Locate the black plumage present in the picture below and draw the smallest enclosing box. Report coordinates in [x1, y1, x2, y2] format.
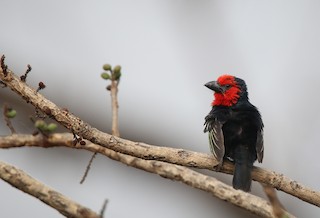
[204, 75, 264, 192]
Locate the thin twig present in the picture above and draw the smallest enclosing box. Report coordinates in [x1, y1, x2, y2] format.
[99, 199, 108, 218]
[20, 64, 32, 82]
[81, 68, 120, 183]
[3, 103, 16, 134]
[263, 184, 288, 218]
[110, 79, 120, 137]
[80, 152, 97, 184]
[0, 160, 101, 218]
[36, 81, 46, 92]
[1, 55, 8, 76]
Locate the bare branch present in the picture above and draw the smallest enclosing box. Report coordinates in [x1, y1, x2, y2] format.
[110, 79, 120, 137]
[99, 199, 108, 218]
[0, 160, 101, 218]
[81, 64, 121, 183]
[0, 134, 295, 218]
[80, 151, 97, 184]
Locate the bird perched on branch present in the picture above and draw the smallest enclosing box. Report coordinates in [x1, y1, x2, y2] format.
[204, 75, 264, 192]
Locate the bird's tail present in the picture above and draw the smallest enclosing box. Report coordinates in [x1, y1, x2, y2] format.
[232, 146, 254, 192]
[233, 161, 253, 192]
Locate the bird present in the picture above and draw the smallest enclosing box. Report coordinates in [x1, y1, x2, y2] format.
[203, 75, 264, 192]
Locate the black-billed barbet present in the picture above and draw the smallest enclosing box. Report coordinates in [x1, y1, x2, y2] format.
[204, 75, 264, 192]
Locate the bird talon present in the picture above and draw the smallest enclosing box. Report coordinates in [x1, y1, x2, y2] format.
[213, 162, 222, 171]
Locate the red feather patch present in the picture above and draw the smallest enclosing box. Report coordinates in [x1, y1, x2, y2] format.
[217, 75, 237, 86]
[212, 75, 241, 107]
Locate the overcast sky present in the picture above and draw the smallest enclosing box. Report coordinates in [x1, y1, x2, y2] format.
[1, 1, 320, 217]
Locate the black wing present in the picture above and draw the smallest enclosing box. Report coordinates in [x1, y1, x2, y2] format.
[256, 128, 264, 163]
[204, 116, 225, 164]
[244, 104, 264, 163]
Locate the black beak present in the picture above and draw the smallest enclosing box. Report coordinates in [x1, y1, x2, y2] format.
[204, 81, 223, 93]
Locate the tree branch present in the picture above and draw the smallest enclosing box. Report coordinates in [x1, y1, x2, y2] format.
[263, 184, 287, 218]
[0, 58, 318, 213]
[1, 67, 319, 208]
[110, 79, 120, 137]
[0, 160, 101, 218]
[0, 134, 295, 218]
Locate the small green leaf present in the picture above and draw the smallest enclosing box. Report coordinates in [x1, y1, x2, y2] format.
[46, 123, 57, 132]
[35, 120, 47, 130]
[6, 109, 17, 118]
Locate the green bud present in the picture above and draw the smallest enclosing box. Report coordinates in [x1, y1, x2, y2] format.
[6, 109, 17, 118]
[113, 71, 121, 80]
[46, 123, 57, 132]
[35, 120, 47, 130]
[102, 64, 112, 71]
[101, 72, 110, 80]
[113, 65, 121, 74]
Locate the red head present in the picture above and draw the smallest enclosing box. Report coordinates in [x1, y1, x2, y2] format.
[205, 75, 247, 107]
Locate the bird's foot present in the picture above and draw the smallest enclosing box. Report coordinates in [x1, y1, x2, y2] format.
[213, 162, 223, 171]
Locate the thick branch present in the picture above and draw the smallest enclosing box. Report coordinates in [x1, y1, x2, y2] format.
[0, 134, 295, 218]
[1, 64, 319, 208]
[0, 160, 100, 218]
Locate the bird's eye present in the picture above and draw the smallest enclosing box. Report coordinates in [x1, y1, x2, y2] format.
[225, 84, 231, 89]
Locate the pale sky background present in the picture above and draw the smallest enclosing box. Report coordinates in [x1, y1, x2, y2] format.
[1, 1, 320, 217]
